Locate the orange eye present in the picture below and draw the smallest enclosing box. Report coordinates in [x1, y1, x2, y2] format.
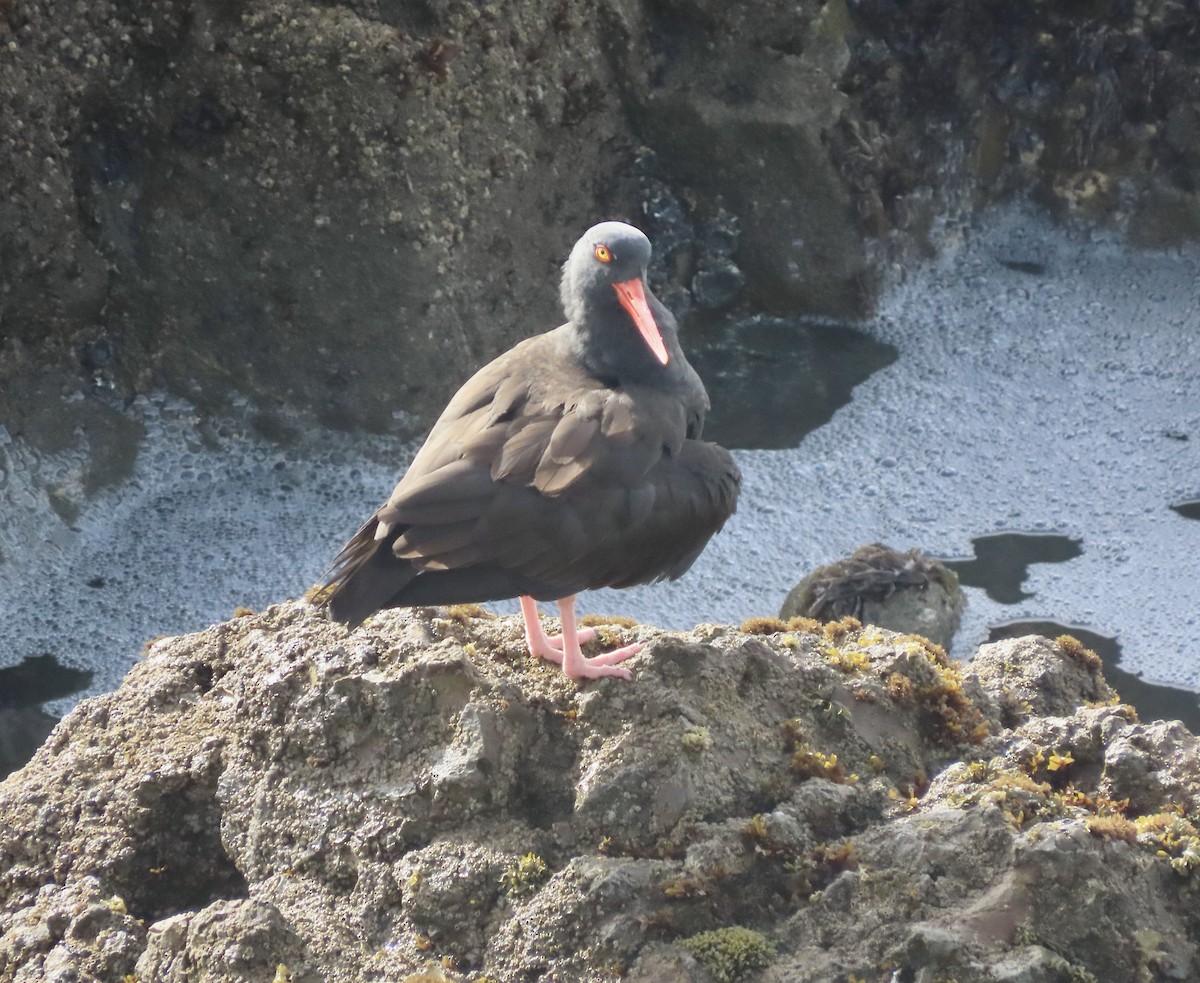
[594, 244, 612, 263]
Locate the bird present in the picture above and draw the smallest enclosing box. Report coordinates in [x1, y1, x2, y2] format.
[321, 220, 740, 681]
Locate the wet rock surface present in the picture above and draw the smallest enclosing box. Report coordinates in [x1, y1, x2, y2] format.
[3, 603, 1199, 981]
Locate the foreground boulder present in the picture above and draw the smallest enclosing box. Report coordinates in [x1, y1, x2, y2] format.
[1, 604, 1198, 982]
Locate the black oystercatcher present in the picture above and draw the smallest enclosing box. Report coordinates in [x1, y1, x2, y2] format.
[322, 221, 740, 680]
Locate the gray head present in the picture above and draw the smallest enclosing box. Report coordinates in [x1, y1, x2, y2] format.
[560, 221, 669, 370]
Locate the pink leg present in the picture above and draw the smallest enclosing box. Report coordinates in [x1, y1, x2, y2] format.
[519, 595, 641, 681]
[520, 595, 596, 657]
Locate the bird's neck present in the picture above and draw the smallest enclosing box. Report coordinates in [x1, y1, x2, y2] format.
[574, 324, 677, 387]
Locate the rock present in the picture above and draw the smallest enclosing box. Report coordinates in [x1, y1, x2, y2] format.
[135, 899, 317, 983]
[970, 634, 1113, 724]
[630, 38, 868, 316]
[8, 0, 1198, 441]
[780, 543, 966, 649]
[691, 256, 746, 311]
[0, 877, 145, 982]
[2, 604, 1198, 980]
[2, 0, 641, 433]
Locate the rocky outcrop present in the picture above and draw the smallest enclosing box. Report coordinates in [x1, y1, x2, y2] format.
[779, 543, 965, 649]
[5, 0, 1199, 437]
[2, 0, 641, 433]
[2, 603, 1198, 981]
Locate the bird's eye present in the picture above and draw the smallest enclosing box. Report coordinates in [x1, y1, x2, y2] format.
[594, 244, 612, 263]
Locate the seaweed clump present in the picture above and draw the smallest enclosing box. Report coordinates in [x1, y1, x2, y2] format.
[677, 926, 776, 982]
[782, 543, 959, 621]
[500, 853, 548, 897]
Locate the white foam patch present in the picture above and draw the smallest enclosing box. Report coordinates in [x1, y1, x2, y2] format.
[0, 394, 407, 714]
[2, 206, 1198, 714]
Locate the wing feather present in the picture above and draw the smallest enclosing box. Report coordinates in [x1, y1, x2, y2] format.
[326, 328, 735, 608]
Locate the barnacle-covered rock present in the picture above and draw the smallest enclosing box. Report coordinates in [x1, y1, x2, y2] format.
[1, 603, 1198, 981]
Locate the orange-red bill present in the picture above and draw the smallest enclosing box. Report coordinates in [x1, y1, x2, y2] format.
[612, 278, 669, 365]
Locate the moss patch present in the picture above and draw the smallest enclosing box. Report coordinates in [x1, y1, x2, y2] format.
[677, 926, 776, 982]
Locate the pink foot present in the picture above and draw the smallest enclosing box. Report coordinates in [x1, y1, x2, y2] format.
[519, 596, 639, 681]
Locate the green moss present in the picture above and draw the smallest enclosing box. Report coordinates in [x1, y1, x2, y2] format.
[790, 742, 854, 783]
[678, 926, 776, 982]
[681, 726, 713, 754]
[500, 852, 548, 897]
[1135, 813, 1200, 876]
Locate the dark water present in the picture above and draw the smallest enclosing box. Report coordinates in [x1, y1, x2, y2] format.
[944, 533, 1200, 730]
[688, 315, 898, 450]
[941, 533, 1083, 605]
[0, 655, 93, 778]
[988, 620, 1200, 733]
[1171, 500, 1200, 521]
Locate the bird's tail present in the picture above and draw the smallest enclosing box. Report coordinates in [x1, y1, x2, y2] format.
[320, 516, 418, 629]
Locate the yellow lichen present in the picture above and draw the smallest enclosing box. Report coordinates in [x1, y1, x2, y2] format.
[822, 616, 862, 642]
[886, 672, 913, 702]
[304, 582, 335, 605]
[823, 646, 871, 673]
[1046, 751, 1075, 772]
[888, 787, 920, 812]
[1085, 814, 1138, 843]
[1021, 749, 1046, 775]
[662, 869, 724, 899]
[1135, 814, 1200, 876]
[910, 657, 988, 744]
[445, 603, 490, 622]
[782, 718, 806, 745]
[743, 813, 770, 843]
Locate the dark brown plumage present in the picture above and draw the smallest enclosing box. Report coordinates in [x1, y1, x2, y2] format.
[323, 221, 740, 679]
